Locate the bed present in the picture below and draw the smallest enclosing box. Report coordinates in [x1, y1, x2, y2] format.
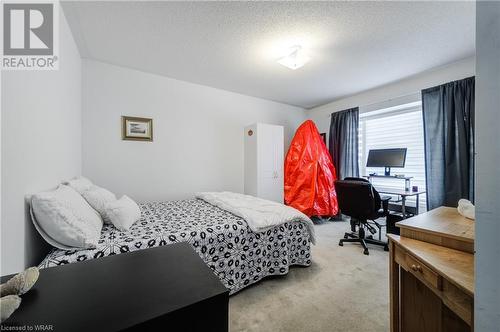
[39, 198, 313, 294]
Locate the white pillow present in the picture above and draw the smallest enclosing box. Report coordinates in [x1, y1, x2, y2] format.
[105, 195, 141, 231]
[64, 176, 118, 223]
[31, 185, 103, 249]
[63, 176, 93, 194]
[82, 187, 116, 223]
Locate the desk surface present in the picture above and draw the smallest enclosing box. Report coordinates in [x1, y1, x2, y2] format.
[366, 174, 413, 180]
[376, 186, 426, 197]
[396, 206, 474, 243]
[388, 234, 474, 297]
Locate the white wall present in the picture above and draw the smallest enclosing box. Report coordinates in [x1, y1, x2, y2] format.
[307, 57, 475, 135]
[475, 2, 500, 330]
[82, 60, 306, 202]
[1, 11, 82, 275]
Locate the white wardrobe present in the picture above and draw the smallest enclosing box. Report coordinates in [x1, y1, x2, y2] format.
[244, 123, 284, 203]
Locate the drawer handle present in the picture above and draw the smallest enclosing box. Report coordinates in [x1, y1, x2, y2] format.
[411, 264, 423, 273]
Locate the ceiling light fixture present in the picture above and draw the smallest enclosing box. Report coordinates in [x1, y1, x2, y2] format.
[277, 45, 310, 70]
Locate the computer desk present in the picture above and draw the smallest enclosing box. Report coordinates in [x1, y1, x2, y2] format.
[375, 186, 426, 218]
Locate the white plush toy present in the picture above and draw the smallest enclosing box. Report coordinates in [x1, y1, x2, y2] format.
[0, 267, 39, 323]
[457, 199, 475, 220]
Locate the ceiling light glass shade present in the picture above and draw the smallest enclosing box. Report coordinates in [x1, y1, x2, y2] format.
[277, 46, 310, 70]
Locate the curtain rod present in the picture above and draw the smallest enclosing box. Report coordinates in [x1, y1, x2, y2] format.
[322, 92, 421, 118]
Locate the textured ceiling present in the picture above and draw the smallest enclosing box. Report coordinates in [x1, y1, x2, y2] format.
[62, 1, 475, 108]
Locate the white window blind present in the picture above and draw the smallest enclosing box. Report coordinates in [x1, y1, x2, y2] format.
[358, 102, 427, 212]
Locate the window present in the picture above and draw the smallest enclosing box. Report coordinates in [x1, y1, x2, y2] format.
[358, 102, 427, 212]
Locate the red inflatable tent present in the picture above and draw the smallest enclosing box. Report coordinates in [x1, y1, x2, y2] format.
[284, 120, 339, 217]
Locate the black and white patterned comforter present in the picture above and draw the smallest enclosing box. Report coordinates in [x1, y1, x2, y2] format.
[39, 199, 312, 294]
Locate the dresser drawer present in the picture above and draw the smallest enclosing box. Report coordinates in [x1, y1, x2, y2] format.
[404, 252, 442, 290]
[394, 244, 442, 291]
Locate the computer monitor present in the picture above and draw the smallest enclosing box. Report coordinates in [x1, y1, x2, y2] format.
[366, 148, 407, 176]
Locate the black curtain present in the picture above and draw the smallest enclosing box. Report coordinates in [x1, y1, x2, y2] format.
[422, 77, 475, 210]
[329, 107, 359, 180]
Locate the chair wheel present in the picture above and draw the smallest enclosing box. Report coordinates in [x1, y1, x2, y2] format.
[363, 249, 369, 255]
[384, 245, 389, 252]
[339, 241, 343, 246]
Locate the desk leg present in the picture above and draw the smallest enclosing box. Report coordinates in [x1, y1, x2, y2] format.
[389, 240, 400, 332]
[416, 194, 420, 215]
[401, 196, 406, 218]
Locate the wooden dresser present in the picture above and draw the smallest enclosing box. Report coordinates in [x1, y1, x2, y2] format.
[388, 206, 474, 332]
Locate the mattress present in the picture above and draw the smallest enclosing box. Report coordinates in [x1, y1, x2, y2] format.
[39, 199, 312, 294]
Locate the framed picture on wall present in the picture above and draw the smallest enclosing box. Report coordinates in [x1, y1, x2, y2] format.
[122, 116, 153, 141]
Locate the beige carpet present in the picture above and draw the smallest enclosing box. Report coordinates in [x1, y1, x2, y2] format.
[229, 221, 389, 332]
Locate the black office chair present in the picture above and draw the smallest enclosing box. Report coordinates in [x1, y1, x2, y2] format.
[335, 177, 390, 255]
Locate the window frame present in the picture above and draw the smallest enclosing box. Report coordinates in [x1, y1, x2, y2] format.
[358, 101, 427, 212]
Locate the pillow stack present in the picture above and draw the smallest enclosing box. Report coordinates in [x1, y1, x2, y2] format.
[64, 177, 116, 224]
[31, 176, 141, 250]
